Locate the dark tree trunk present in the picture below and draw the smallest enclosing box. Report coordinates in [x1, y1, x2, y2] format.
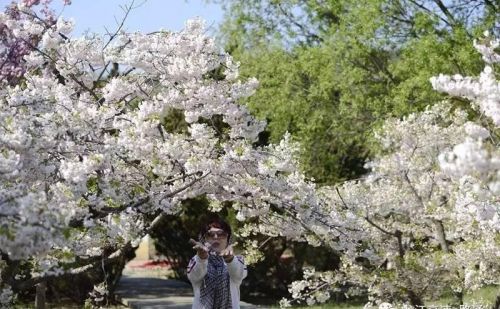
[35, 281, 47, 309]
[450, 290, 463, 307]
[406, 289, 424, 307]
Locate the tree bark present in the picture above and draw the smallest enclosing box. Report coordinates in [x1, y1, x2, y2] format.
[491, 293, 500, 309]
[35, 281, 47, 309]
[433, 219, 449, 253]
[450, 290, 463, 307]
[406, 288, 425, 307]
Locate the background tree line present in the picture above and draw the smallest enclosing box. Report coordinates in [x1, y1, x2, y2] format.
[212, 0, 497, 184]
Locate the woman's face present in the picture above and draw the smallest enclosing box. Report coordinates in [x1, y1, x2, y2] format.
[205, 227, 228, 254]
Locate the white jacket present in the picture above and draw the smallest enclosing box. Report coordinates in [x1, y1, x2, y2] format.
[187, 254, 247, 309]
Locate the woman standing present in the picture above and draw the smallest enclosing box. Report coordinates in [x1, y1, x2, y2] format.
[187, 217, 247, 309]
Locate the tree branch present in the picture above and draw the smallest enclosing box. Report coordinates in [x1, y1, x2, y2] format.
[11, 243, 133, 291]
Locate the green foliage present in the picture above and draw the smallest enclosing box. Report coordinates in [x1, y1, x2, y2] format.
[211, 0, 496, 184]
[234, 46, 370, 183]
[86, 177, 100, 195]
[0, 225, 15, 241]
[162, 108, 189, 134]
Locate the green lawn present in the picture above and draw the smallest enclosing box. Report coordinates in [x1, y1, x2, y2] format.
[270, 285, 499, 308]
[427, 285, 498, 307]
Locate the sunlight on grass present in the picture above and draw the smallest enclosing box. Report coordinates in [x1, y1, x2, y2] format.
[270, 285, 499, 309]
[427, 285, 499, 307]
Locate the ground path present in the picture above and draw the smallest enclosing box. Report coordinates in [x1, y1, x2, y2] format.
[115, 261, 261, 309]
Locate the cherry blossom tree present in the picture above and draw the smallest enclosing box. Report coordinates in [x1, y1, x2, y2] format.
[0, 2, 352, 306]
[1, 1, 498, 307]
[277, 36, 499, 307]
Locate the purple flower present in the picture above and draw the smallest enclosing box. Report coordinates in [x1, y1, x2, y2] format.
[0, 0, 70, 85]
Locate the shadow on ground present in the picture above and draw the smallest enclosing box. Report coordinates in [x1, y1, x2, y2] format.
[115, 274, 261, 308]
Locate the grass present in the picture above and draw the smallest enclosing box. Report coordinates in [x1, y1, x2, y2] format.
[427, 285, 499, 307]
[269, 285, 499, 308]
[282, 304, 363, 309]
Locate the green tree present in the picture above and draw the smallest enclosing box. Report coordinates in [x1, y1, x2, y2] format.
[211, 0, 498, 184]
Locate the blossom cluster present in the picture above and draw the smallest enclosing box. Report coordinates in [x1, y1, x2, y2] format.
[430, 34, 500, 126]
[0, 1, 70, 85]
[280, 36, 500, 307]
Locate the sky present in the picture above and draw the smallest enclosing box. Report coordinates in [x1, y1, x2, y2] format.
[0, 0, 225, 36]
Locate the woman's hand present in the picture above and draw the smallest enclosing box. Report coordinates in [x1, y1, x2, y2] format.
[220, 245, 234, 263]
[220, 242, 238, 263]
[189, 238, 209, 260]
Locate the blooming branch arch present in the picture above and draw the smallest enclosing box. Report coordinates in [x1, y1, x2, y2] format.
[0, 2, 350, 305]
